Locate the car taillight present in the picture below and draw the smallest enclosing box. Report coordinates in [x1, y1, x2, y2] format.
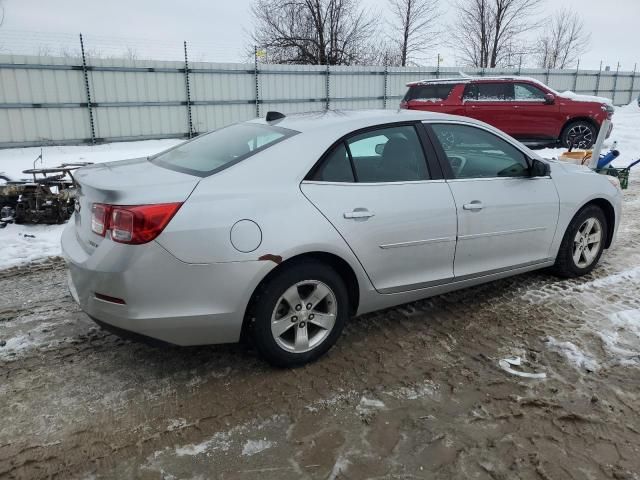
[91, 202, 182, 244]
[91, 203, 110, 236]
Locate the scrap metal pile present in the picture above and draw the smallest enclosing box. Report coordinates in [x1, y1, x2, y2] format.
[0, 160, 92, 228]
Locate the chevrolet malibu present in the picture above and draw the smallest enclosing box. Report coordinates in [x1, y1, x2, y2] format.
[62, 110, 622, 367]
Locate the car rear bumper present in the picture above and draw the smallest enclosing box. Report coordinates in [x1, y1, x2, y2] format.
[62, 222, 271, 345]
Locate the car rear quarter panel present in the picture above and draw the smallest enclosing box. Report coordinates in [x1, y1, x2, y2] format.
[154, 135, 377, 312]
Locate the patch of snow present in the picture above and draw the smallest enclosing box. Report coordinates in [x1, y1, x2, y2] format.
[328, 455, 350, 480]
[241, 438, 273, 456]
[166, 418, 188, 432]
[386, 380, 440, 401]
[0, 321, 61, 359]
[557, 90, 613, 105]
[545, 336, 599, 372]
[576, 266, 640, 291]
[174, 431, 232, 457]
[597, 309, 640, 367]
[164, 414, 284, 459]
[305, 389, 359, 412]
[0, 224, 67, 270]
[356, 396, 385, 415]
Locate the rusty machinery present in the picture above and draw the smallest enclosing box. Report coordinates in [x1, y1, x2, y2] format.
[0, 162, 92, 228]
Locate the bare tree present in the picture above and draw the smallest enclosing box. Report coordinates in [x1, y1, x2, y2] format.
[452, 0, 542, 68]
[387, 0, 441, 67]
[250, 0, 377, 65]
[536, 9, 590, 69]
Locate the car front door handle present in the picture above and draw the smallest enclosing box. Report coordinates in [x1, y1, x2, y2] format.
[463, 201, 484, 211]
[344, 209, 375, 219]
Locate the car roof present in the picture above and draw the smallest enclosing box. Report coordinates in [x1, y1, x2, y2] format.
[248, 109, 469, 133]
[407, 75, 549, 87]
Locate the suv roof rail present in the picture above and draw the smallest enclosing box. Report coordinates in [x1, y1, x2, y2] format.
[406, 75, 547, 87]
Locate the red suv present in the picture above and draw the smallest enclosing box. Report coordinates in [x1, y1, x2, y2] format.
[400, 76, 614, 148]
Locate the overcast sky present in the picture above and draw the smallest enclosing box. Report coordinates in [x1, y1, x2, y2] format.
[1, 0, 638, 70]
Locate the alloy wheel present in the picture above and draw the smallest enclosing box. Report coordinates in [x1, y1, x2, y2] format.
[567, 125, 594, 149]
[270, 280, 338, 353]
[572, 217, 602, 268]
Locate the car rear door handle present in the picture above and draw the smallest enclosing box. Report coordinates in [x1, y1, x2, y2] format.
[463, 201, 484, 211]
[344, 209, 375, 219]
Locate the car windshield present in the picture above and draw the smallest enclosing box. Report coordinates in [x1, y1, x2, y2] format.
[150, 123, 298, 176]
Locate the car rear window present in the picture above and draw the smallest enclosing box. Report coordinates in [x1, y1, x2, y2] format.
[404, 84, 455, 102]
[150, 123, 298, 177]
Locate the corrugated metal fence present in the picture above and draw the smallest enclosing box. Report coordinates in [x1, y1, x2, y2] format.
[1, 54, 638, 148]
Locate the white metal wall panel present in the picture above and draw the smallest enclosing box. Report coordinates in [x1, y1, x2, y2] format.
[1, 55, 638, 147]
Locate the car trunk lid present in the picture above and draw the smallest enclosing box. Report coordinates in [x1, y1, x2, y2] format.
[72, 158, 200, 251]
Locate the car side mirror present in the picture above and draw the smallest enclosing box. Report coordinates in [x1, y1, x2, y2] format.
[529, 159, 550, 177]
[544, 93, 555, 105]
[374, 143, 385, 155]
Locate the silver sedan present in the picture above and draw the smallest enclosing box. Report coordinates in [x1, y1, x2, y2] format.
[62, 110, 622, 366]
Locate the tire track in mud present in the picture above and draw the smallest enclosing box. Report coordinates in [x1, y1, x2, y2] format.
[1, 181, 640, 479]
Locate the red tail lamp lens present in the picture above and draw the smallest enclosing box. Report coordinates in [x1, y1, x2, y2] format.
[91, 203, 110, 236]
[110, 203, 182, 244]
[91, 202, 182, 244]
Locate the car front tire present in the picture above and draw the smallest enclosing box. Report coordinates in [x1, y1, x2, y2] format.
[552, 205, 607, 278]
[561, 120, 597, 149]
[250, 260, 349, 367]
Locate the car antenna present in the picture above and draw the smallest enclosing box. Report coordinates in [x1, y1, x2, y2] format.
[266, 111, 286, 122]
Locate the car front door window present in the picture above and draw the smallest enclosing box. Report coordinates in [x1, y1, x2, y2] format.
[430, 124, 530, 179]
[514, 83, 546, 101]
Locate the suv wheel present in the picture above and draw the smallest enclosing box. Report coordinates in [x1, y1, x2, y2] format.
[552, 205, 607, 278]
[561, 121, 597, 149]
[250, 261, 348, 367]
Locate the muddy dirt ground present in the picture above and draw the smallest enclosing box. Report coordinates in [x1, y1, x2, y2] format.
[2, 178, 640, 480]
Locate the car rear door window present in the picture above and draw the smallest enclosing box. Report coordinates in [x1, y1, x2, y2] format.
[464, 82, 514, 101]
[311, 125, 430, 183]
[312, 143, 355, 182]
[404, 84, 455, 102]
[431, 124, 529, 178]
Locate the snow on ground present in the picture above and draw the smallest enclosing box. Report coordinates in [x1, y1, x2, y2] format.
[0, 224, 67, 269]
[544, 336, 600, 372]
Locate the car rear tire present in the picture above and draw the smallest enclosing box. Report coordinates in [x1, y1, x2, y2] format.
[552, 205, 607, 278]
[560, 120, 597, 149]
[250, 260, 348, 367]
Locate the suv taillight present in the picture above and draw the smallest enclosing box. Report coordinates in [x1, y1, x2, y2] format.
[91, 202, 182, 244]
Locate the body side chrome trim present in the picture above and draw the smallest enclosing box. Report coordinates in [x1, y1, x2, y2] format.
[379, 236, 456, 249]
[458, 226, 547, 240]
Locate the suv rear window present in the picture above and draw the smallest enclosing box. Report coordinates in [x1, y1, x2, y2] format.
[404, 84, 455, 102]
[151, 123, 297, 176]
